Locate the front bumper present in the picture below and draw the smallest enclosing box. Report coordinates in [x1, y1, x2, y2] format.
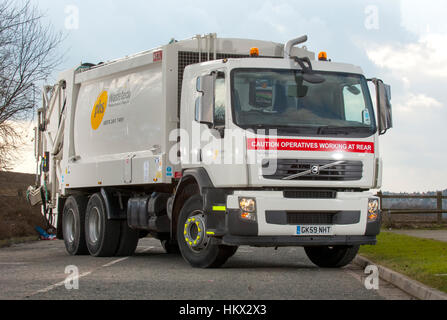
[204, 189, 381, 247]
[222, 235, 377, 247]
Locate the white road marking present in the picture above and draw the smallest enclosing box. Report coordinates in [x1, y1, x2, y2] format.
[102, 257, 128, 268]
[0, 262, 27, 265]
[237, 249, 253, 253]
[32, 271, 92, 295]
[137, 246, 155, 251]
[30, 246, 154, 297]
[102, 246, 154, 267]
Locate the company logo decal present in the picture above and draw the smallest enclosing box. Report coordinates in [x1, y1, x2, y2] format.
[91, 91, 108, 130]
[109, 89, 131, 107]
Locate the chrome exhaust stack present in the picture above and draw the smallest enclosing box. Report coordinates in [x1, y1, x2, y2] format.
[284, 35, 308, 59]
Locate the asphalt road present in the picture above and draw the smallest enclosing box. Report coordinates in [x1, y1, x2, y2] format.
[0, 238, 413, 300]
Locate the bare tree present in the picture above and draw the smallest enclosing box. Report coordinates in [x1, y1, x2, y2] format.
[0, 0, 63, 170]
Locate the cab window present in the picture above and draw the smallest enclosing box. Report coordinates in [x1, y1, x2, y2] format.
[214, 74, 226, 127]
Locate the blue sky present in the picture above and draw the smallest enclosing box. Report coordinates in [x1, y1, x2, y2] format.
[13, 0, 447, 192]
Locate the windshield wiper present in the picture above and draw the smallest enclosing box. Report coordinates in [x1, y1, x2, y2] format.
[316, 126, 371, 135]
[248, 124, 302, 133]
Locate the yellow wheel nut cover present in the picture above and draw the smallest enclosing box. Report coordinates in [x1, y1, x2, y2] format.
[184, 214, 207, 249]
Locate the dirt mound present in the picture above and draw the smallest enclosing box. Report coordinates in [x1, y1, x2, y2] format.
[0, 171, 46, 240]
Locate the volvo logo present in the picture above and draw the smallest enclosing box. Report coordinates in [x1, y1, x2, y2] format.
[282, 160, 346, 181]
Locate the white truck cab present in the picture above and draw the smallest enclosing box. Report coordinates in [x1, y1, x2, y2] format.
[29, 34, 392, 268]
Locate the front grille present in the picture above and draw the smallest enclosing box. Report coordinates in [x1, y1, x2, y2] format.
[265, 210, 361, 226]
[283, 190, 336, 199]
[286, 212, 335, 225]
[262, 159, 363, 181]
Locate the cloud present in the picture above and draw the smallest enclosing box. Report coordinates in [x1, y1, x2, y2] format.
[246, 1, 328, 39]
[366, 33, 447, 79]
[396, 93, 443, 113]
[378, 91, 447, 192]
[400, 0, 447, 35]
[361, 5, 447, 190]
[364, 29, 447, 191]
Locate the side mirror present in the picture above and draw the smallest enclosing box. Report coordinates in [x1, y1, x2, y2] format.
[371, 78, 393, 135]
[195, 74, 215, 126]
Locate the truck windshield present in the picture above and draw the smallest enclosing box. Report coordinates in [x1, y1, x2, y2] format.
[230, 69, 376, 136]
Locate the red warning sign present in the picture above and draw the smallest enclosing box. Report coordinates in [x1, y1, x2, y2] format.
[247, 138, 374, 154]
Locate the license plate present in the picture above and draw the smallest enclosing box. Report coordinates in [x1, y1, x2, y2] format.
[297, 225, 333, 236]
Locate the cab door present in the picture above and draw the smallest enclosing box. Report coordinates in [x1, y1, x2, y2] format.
[185, 70, 248, 188]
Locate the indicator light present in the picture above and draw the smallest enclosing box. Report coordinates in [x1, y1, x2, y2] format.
[241, 211, 256, 222]
[368, 199, 379, 222]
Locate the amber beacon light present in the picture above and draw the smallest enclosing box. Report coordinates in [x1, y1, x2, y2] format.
[250, 47, 260, 57]
[318, 51, 328, 61]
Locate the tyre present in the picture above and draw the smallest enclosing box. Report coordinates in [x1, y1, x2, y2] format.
[62, 195, 89, 255]
[85, 193, 121, 257]
[177, 194, 236, 268]
[161, 239, 180, 254]
[304, 245, 360, 268]
[115, 221, 139, 257]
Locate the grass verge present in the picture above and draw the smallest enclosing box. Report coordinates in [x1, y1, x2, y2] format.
[0, 236, 39, 248]
[359, 232, 447, 293]
[384, 223, 447, 230]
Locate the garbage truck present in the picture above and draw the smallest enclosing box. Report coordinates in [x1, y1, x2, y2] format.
[28, 33, 393, 268]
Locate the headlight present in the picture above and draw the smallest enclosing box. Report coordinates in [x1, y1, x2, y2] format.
[239, 198, 256, 212]
[239, 197, 257, 222]
[368, 199, 379, 222]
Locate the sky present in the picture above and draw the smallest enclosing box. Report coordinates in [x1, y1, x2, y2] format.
[11, 0, 447, 193]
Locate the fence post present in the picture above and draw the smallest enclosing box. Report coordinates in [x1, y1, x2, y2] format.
[437, 191, 442, 224]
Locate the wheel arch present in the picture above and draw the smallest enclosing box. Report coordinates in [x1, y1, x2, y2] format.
[170, 168, 214, 239]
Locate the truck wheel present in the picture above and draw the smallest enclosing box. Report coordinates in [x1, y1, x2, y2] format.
[62, 195, 89, 255]
[304, 245, 360, 268]
[161, 239, 180, 254]
[177, 194, 235, 268]
[85, 193, 121, 257]
[115, 221, 139, 256]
